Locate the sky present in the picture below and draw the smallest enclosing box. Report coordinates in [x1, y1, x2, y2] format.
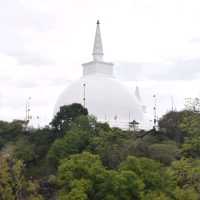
[1, 0, 200, 126]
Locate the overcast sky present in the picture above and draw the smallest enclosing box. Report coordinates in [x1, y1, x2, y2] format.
[1, 0, 200, 126]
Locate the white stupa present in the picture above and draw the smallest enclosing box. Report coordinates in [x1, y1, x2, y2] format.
[54, 21, 144, 128]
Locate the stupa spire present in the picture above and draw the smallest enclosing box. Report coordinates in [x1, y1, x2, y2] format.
[82, 20, 113, 77]
[93, 20, 104, 61]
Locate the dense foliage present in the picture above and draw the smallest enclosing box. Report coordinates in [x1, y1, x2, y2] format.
[1, 104, 200, 199]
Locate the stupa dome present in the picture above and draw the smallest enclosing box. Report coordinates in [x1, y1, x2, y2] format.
[54, 21, 144, 128]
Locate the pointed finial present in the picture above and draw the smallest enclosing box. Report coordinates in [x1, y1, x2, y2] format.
[93, 20, 103, 61]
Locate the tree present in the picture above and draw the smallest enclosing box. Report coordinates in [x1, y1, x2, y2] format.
[89, 129, 135, 168]
[59, 180, 89, 200]
[148, 142, 180, 165]
[48, 129, 90, 166]
[105, 170, 144, 200]
[57, 152, 144, 200]
[119, 156, 175, 196]
[168, 158, 200, 195]
[174, 187, 198, 200]
[184, 97, 200, 113]
[57, 152, 106, 199]
[158, 111, 184, 144]
[27, 127, 55, 160]
[182, 136, 200, 158]
[142, 191, 171, 200]
[0, 120, 25, 148]
[179, 110, 200, 138]
[14, 137, 36, 164]
[0, 155, 43, 200]
[48, 115, 112, 170]
[51, 103, 88, 134]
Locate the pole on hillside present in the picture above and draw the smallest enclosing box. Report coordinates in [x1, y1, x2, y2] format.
[83, 83, 86, 108]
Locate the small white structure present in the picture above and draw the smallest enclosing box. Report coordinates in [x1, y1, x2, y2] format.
[54, 21, 144, 128]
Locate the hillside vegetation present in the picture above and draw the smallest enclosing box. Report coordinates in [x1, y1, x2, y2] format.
[1, 103, 200, 200]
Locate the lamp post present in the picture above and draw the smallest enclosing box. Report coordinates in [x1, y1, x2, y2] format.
[83, 83, 86, 108]
[25, 97, 31, 122]
[153, 94, 157, 130]
[36, 116, 40, 129]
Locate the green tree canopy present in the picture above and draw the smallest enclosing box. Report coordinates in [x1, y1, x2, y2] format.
[119, 156, 175, 194]
[0, 155, 43, 200]
[51, 103, 88, 134]
[57, 152, 144, 200]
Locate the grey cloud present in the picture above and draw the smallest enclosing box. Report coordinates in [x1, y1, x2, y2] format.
[189, 38, 200, 43]
[115, 62, 143, 81]
[0, 78, 38, 89]
[1, 95, 25, 109]
[14, 80, 38, 88]
[47, 78, 72, 86]
[153, 59, 200, 80]
[116, 58, 200, 81]
[0, 0, 55, 66]
[12, 76, 71, 89]
[7, 51, 54, 66]
[0, 33, 54, 66]
[0, 0, 55, 31]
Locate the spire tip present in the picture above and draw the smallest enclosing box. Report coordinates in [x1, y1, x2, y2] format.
[93, 20, 103, 61]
